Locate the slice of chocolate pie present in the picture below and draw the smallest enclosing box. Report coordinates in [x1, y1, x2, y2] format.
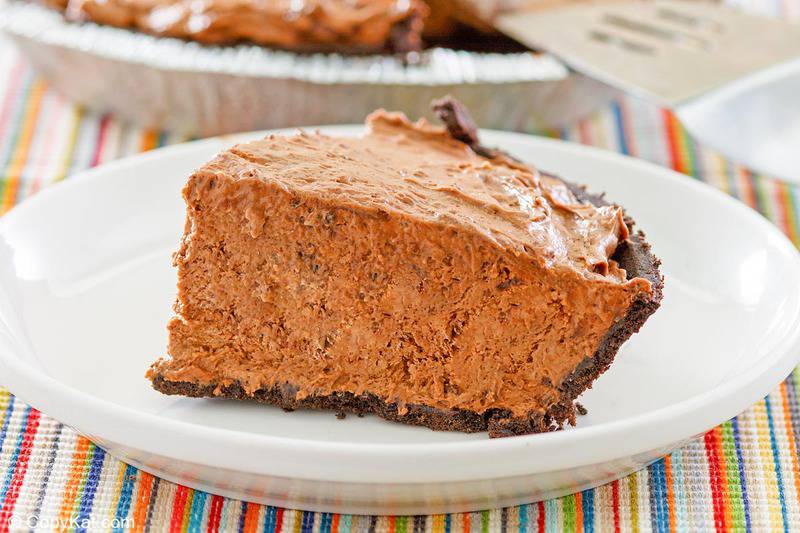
[147, 98, 663, 437]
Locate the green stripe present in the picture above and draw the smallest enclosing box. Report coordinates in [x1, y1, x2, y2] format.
[752, 172, 774, 219]
[481, 510, 489, 533]
[562, 494, 576, 532]
[720, 421, 747, 530]
[68, 443, 97, 531]
[395, 515, 407, 533]
[675, 119, 700, 180]
[723, 158, 741, 202]
[782, 181, 800, 246]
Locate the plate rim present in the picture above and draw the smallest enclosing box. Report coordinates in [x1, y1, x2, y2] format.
[1, 128, 799, 484]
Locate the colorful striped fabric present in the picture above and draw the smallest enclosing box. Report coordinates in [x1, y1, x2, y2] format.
[2, 8, 800, 530]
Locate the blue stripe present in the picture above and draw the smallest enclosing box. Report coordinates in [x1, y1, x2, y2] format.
[112, 464, 138, 533]
[317, 511, 331, 533]
[301, 510, 315, 533]
[186, 490, 208, 533]
[74, 445, 106, 532]
[648, 460, 670, 533]
[237, 500, 248, 533]
[518, 504, 527, 533]
[0, 395, 16, 454]
[582, 490, 594, 533]
[611, 101, 630, 156]
[731, 418, 752, 532]
[545, 498, 558, 531]
[764, 397, 789, 532]
[445, 513, 451, 533]
[0, 405, 30, 503]
[263, 506, 276, 533]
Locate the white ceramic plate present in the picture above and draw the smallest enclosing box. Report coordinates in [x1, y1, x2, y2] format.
[0, 128, 799, 515]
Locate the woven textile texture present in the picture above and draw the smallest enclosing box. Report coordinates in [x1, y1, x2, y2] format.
[1, 1, 800, 529]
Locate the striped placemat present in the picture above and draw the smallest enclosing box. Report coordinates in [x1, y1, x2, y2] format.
[2, 6, 800, 530]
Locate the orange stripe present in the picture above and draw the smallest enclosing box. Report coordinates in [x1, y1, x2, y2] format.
[574, 493, 583, 532]
[29, 93, 64, 195]
[332, 512, 340, 533]
[140, 129, 160, 152]
[663, 456, 677, 533]
[779, 382, 800, 506]
[463, 511, 470, 533]
[1, 80, 45, 213]
[242, 503, 260, 533]
[56, 437, 91, 531]
[130, 472, 155, 533]
[737, 167, 759, 211]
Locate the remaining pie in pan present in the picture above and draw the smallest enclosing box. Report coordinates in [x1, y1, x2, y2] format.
[41, 0, 429, 53]
[147, 98, 663, 437]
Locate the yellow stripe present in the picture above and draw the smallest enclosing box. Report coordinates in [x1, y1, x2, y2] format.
[1, 80, 45, 213]
[105, 463, 128, 527]
[180, 489, 195, 533]
[293, 509, 302, 533]
[0, 390, 10, 422]
[432, 514, 446, 533]
[752, 400, 784, 530]
[628, 473, 639, 533]
[53, 107, 83, 183]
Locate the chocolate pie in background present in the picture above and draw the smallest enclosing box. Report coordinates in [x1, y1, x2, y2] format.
[146, 98, 664, 437]
[37, 0, 525, 54]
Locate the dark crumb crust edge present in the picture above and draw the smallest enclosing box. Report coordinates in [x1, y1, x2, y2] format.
[149, 98, 664, 438]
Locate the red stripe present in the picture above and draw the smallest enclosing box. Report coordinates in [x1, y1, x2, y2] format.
[169, 485, 190, 533]
[0, 61, 27, 139]
[537, 501, 545, 532]
[578, 120, 592, 146]
[206, 495, 224, 533]
[90, 116, 111, 168]
[612, 480, 620, 533]
[0, 409, 41, 533]
[275, 508, 284, 532]
[703, 432, 727, 531]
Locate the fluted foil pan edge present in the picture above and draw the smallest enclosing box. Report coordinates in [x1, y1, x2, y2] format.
[0, 2, 618, 135]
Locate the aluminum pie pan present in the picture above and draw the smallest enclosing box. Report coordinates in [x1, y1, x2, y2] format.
[0, 2, 617, 136]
